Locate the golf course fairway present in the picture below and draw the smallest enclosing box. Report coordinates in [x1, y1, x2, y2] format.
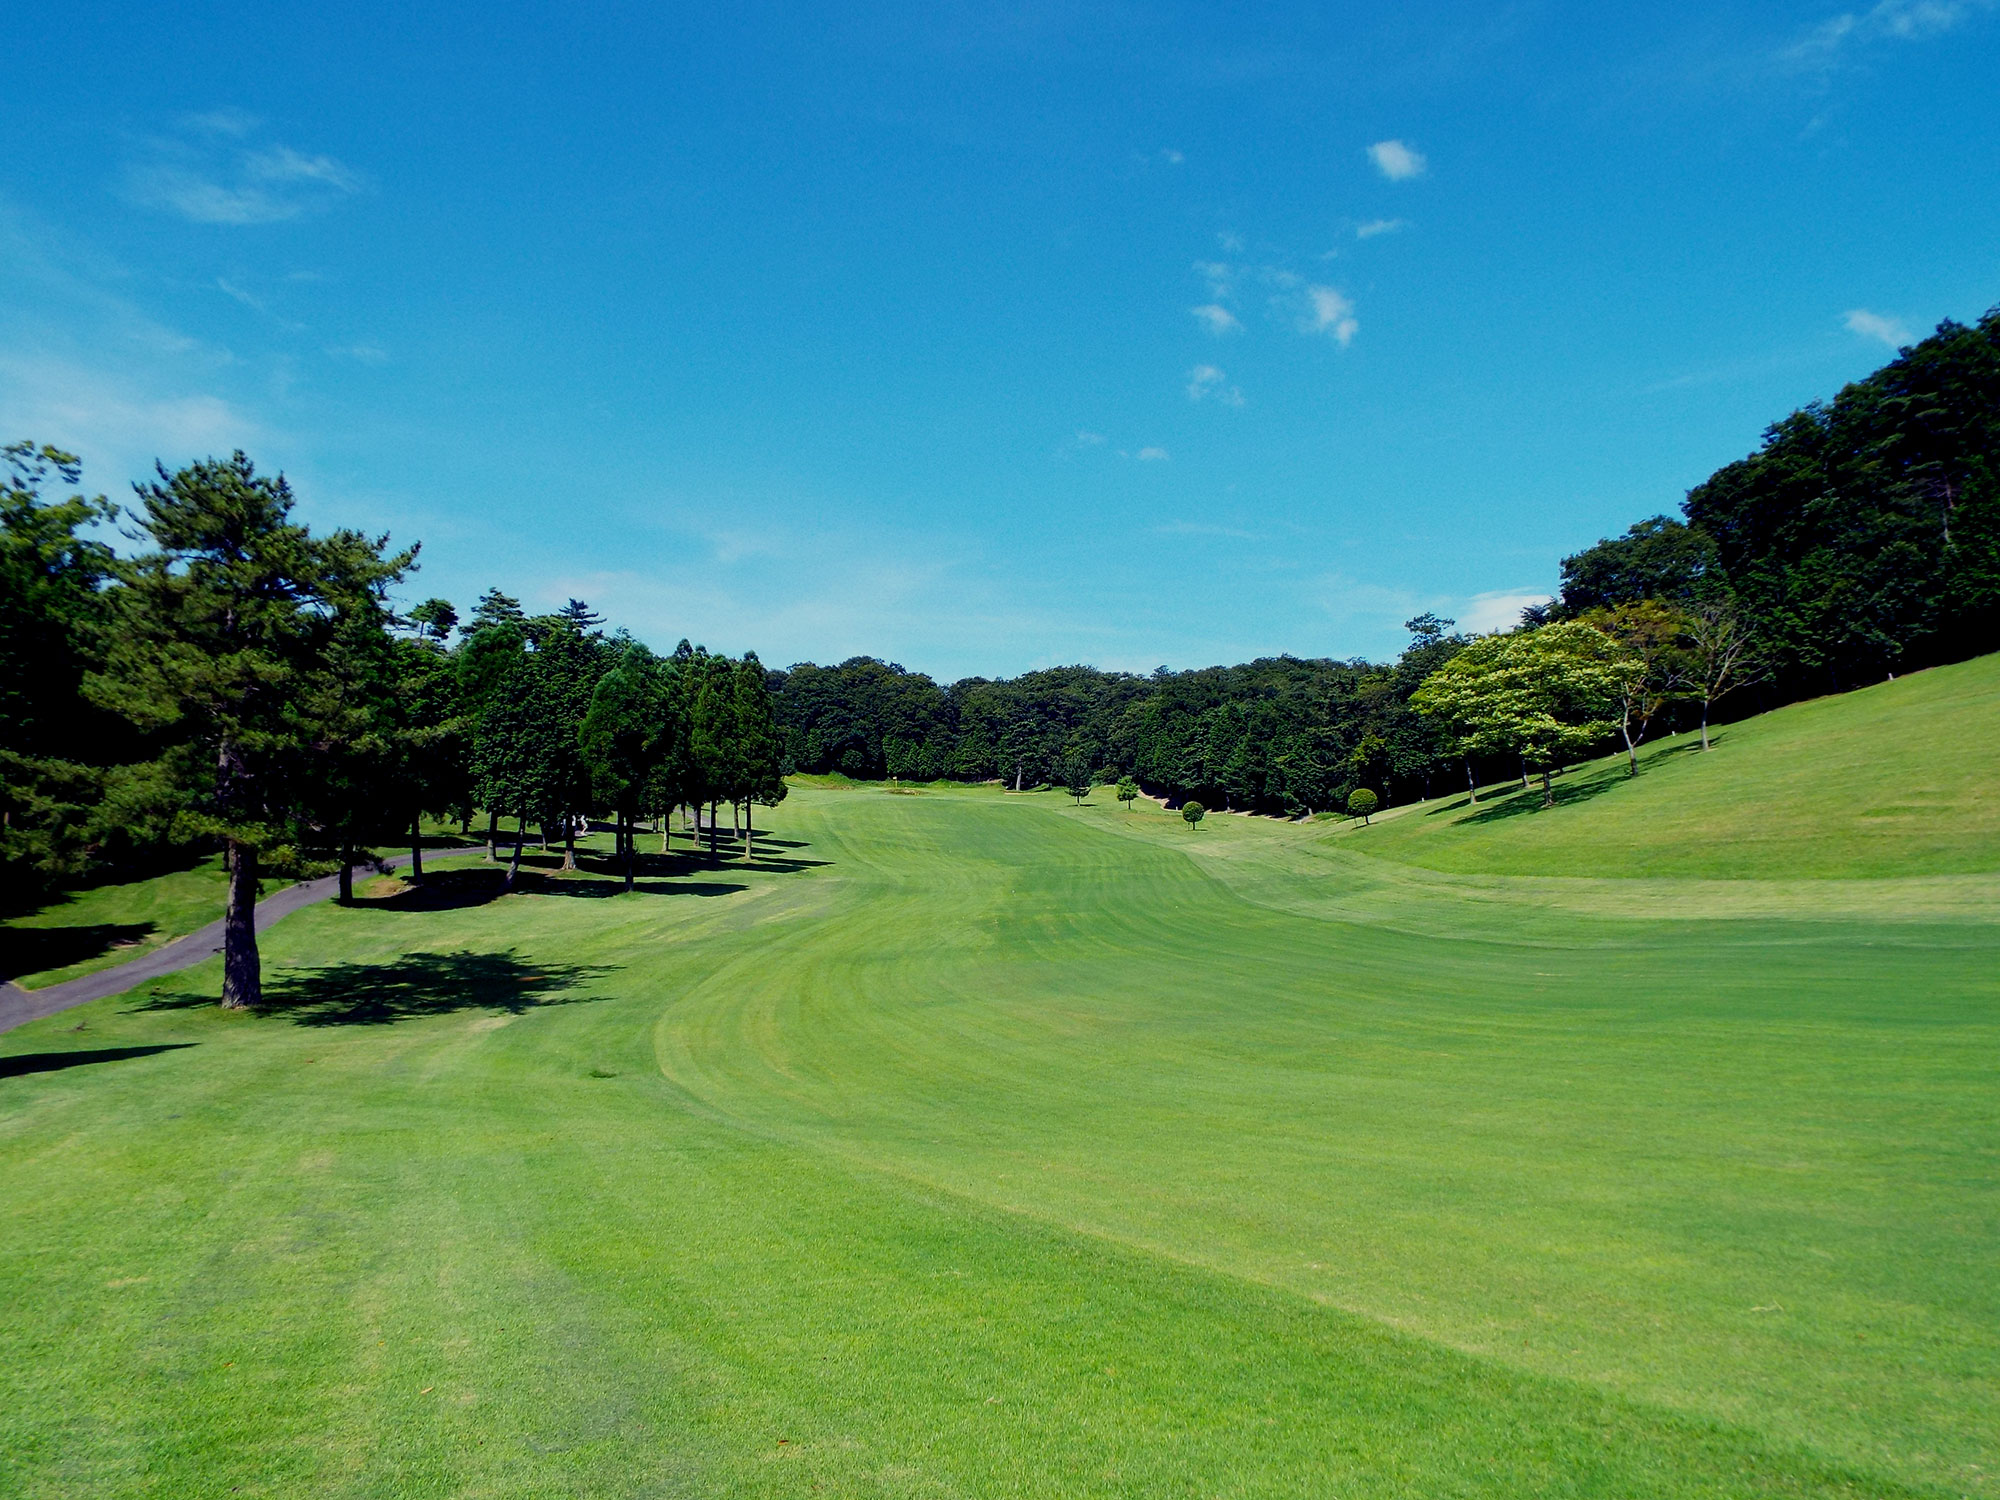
[3, 672, 1996, 1498]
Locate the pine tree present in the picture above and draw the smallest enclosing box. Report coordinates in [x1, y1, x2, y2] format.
[88, 453, 412, 1007]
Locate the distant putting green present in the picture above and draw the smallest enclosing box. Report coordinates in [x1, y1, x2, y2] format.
[2, 685, 1995, 1496]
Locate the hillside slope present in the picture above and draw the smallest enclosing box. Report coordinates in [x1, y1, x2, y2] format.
[1336, 650, 2000, 880]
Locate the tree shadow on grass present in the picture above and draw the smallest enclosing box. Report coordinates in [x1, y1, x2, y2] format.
[129, 949, 616, 1027]
[0, 923, 157, 984]
[1456, 774, 1629, 825]
[263, 949, 616, 1027]
[1, 1043, 196, 1079]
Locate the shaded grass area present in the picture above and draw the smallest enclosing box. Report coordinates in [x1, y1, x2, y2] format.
[0, 853, 272, 990]
[1327, 650, 2000, 879]
[1, 781, 1993, 1496]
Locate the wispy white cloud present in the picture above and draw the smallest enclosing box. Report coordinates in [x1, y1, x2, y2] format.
[0, 352, 269, 482]
[1193, 260, 1233, 299]
[1135, 446, 1170, 462]
[1367, 139, 1427, 181]
[1356, 217, 1407, 239]
[1073, 429, 1107, 447]
[1783, 0, 1994, 70]
[1302, 285, 1359, 345]
[1460, 589, 1549, 634]
[1191, 302, 1243, 335]
[1843, 307, 1911, 347]
[327, 343, 391, 364]
[124, 120, 366, 225]
[1185, 364, 1245, 406]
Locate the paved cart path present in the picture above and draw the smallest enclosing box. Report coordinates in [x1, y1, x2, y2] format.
[0, 855, 419, 1035]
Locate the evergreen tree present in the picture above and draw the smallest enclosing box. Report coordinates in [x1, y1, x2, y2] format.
[88, 453, 412, 1007]
[0, 443, 121, 902]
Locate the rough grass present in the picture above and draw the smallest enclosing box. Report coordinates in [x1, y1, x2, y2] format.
[1, 763, 1993, 1497]
[1336, 651, 2000, 879]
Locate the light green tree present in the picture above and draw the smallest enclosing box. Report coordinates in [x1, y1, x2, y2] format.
[1411, 621, 1626, 808]
[1347, 787, 1378, 824]
[1115, 776, 1139, 811]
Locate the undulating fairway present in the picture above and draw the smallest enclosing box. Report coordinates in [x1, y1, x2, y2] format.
[3, 675, 1996, 1498]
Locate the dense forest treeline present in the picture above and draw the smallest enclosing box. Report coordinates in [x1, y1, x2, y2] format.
[3, 307, 1995, 996]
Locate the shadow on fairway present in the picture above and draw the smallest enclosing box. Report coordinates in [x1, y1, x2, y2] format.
[265, 949, 615, 1027]
[132, 949, 616, 1027]
[0, 1043, 196, 1079]
[0, 922, 157, 983]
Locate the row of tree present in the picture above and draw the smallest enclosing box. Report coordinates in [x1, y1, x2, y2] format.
[0, 450, 783, 1007]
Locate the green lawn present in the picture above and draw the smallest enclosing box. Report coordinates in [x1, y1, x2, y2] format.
[1333, 650, 2000, 880]
[1, 732, 1994, 1494]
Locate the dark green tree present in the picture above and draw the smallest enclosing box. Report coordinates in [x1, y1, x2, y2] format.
[0, 443, 121, 902]
[579, 645, 663, 891]
[88, 453, 412, 1007]
[1181, 799, 1205, 830]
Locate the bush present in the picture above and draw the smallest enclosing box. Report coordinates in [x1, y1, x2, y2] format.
[1347, 788, 1379, 825]
[1181, 800, 1205, 829]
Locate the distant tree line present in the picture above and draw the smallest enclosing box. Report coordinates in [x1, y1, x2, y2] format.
[774, 307, 2000, 811]
[0, 450, 782, 1006]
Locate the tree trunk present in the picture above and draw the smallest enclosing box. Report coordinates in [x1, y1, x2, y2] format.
[562, 818, 577, 871]
[624, 813, 635, 892]
[339, 844, 354, 904]
[1620, 722, 1638, 776]
[221, 840, 261, 1010]
[410, 812, 425, 884]
[1700, 700, 1712, 751]
[1541, 768, 1555, 808]
[744, 801, 755, 862]
[660, 813, 670, 855]
[708, 801, 719, 859]
[1519, 757, 1530, 791]
[1014, 763, 1023, 792]
[1464, 759, 1478, 804]
[485, 809, 498, 861]
[505, 813, 526, 889]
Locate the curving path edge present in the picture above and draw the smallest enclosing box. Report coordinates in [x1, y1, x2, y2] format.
[0, 855, 418, 1036]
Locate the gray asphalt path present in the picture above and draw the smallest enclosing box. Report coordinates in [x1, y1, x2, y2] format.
[0, 855, 417, 1036]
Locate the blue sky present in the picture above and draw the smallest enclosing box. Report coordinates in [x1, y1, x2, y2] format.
[4, 2, 1997, 680]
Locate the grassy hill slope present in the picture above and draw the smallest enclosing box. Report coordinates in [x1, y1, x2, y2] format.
[1335, 650, 2000, 879]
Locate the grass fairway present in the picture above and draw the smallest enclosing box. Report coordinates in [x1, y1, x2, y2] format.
[2, 770, 1995, 1493]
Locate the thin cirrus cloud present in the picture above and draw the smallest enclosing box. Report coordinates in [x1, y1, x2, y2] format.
[1366, 139, 1426, 181]
[1782, 0, 1995, 71]
[1186, 364, 1245, 406]
[1135, 446, 1170, 462]
[125, 121, 366, 225]
[1356, 218, 1407, 239]
[1843, 307, 1911, 347]
[1191, 303, 1243, 334]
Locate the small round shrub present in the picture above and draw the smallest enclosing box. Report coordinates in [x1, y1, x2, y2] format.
[1347, 788, 1379, 824]
[1181, 800, 1206, 829]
